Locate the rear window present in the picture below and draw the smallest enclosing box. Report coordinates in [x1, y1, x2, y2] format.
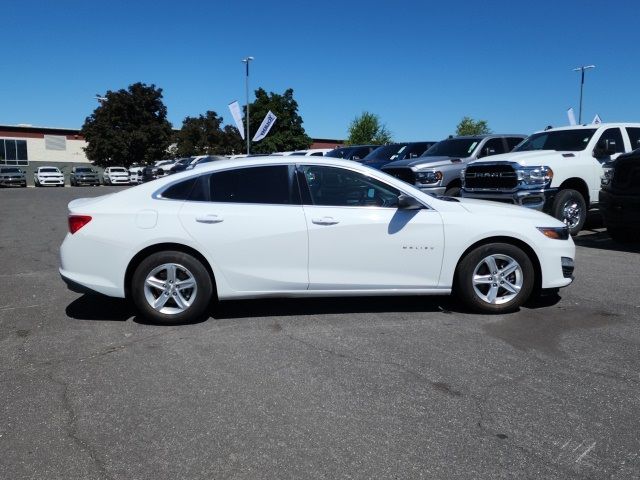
[162, 177, 199, 200]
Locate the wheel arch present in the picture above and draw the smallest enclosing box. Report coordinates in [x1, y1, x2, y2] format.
[124, 242, 217, 300]
[558, 177, 590, 205]
[453, 236, 542, 292]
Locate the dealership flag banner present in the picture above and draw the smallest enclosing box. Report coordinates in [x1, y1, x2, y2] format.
[593, 114, 602, 124]
[567, 108, 577, 126]
[252, 111, 277, 142]
[228, 101, 245, 139]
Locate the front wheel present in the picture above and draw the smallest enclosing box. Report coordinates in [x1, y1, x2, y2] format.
[551, 189, 586, 236]
[131, 251, 213, 324]
[455, 242, 535, 313]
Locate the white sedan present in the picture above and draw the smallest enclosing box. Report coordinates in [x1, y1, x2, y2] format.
[59, 157, 575, 324]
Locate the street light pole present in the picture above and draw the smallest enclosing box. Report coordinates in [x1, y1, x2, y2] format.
[573, 65, 595, 124]
[242, 56, 254, 155]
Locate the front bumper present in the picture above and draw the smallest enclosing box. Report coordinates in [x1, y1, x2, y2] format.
[37, 177, 64, 185]
[0, 178, 26, 186]
[461, 188, 557, 211]
[417, 185, 447, 195]
[74, 178, 100, 185]
[109, 177, 130, 184]
[599, 190, 640, 228]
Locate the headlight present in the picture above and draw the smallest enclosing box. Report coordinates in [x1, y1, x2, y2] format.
[537, 226, 569, 240]
[601, 167, 614, 187]
[516, 166, 553, 188]
[415, 170, 442, 184]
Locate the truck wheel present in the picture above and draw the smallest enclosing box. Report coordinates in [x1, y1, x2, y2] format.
[444, 186, 461, 197]
[455, 242, 534, 314]
[551, 189, 586, 236]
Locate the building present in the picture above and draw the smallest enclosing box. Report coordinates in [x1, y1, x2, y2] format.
[0, 124, 344, 185]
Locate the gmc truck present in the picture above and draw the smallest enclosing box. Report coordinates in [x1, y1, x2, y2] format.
[461, 123, 640, 235]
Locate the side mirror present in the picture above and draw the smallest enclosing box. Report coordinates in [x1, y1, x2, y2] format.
[397, 194, 423, 210]
[352, 155, 360, 161]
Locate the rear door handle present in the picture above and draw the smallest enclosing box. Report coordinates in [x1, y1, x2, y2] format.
[196, 214, 224, 224]
[311, 216, 340, 225]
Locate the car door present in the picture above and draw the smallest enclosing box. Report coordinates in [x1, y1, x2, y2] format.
[591, 127, 626, 199]
[177, 165, 309, 293]
[298, 164, 445, 289]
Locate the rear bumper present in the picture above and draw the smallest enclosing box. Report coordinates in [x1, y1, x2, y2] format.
[461, 188, 557, 211]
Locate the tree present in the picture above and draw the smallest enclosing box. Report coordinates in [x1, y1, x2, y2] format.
[82, 83, 173, 167]
[246, 88, 311, 154]
[346, 112, 392, 145]
[456, 116, 491, 136]
[175, 111, 226, 157]
[220, 125, 245, 155]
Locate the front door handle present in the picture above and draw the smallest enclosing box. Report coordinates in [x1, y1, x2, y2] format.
[312, 216, 340, 225]
[196, 214, 224, 224]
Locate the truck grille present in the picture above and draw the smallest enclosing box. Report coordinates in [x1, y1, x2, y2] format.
[383, 168, 415, 185]
[465, 164, 517, 190]
[612, 158, 640, 194]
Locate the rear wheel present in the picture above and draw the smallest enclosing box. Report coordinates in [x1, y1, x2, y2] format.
[131, 251, 213, 324]
[552, 189, 586, 236]
[455, 242, 534, 313]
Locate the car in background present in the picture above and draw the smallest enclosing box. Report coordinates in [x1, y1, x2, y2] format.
[154, 159, 179, 176]
[599, 148, 640, 242]
[326, 145, 378, 160]
[129, 164, 144, 184]
[70, 166, 100, 187]
[186, 155, 226, 170]
[288, 149, 333, 157]
[34, 166, 65, 187]
[0, 166, 27, 187]
[168, 157, 195, 174]
[103, 167, 130, 185]
[382, 134, 526, 197]
[141, 165, 163, 182]
[358, 142, 436, 170]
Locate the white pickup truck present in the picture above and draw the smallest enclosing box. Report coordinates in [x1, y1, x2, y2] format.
[461, 123, 640, 235]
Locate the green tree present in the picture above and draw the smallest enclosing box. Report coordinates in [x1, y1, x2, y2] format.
[82, 83, 173, 167]
[220, 125, 245, 155]
[247, 88, 311, 153]
[346, 112, 392, 145]
[456, 116, 491, 136]
[175, 111, 226, 157]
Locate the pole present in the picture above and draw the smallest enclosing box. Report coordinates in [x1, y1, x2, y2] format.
[245, 60, 250, 155]
[573, 65, 595, 125]
[578, 68, 584, 124]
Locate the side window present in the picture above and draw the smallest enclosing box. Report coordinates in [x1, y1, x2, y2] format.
[209, 165, 298, 205]
[479, 138, 506, 158]
[597, 128, 625, 153]
[506, 137, 524, 151]
[300, 165, 400, 208]
[162, 177, 199, 200]
[626, 127, 640, 151]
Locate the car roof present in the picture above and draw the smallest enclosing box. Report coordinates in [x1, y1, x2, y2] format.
[446, 134, 527, 140]
[539, 123, 640, 133]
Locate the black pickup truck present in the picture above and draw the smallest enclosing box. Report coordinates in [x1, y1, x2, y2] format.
[599, 148, 640, 242]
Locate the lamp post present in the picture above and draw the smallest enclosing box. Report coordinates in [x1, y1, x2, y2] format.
[242, 56, 254, 155]
[573, 65, 595, 124]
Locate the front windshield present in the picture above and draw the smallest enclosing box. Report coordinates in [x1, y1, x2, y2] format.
[514, 129, 597, 152]
[76, 167, 92, 172]
[1, 167, 20, 173]
[41, 168, 59, 173]
[111, 168, 126, 172]
[422, 139, 480, 158]
[362, 144, 407, 161]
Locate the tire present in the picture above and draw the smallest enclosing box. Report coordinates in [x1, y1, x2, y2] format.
[551, 189, 586, 236]
[608, 227, 639, 243]
[444, 186, 461, 197]
[455, 242, 535, 314]
[131, 251, 213, 324]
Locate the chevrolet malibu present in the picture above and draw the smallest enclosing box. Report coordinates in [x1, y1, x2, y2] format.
[59, 157, 575, 324]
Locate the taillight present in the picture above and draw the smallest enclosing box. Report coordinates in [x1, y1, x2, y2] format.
[68, 215, 92, 234]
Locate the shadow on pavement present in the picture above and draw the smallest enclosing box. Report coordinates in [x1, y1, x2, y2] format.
[66, 294, 134, 321]
[574, 230, 640, 253]
[211, 295, 457, 320]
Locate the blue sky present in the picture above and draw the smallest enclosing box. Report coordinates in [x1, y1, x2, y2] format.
[2, 0, 639, 141]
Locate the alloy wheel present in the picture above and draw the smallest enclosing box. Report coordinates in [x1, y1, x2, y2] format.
[143, 263, 198, 315]
[472, 254, 523, 305]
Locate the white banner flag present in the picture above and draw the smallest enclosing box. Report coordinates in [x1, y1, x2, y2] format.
[252, 111, 277, 142]
[228, 101, 245, 139]
[592, 114, 602, 124]
[567, 108, 576, 126]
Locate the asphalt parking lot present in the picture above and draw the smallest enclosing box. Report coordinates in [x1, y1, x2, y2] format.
[1, 186, 639, 480]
